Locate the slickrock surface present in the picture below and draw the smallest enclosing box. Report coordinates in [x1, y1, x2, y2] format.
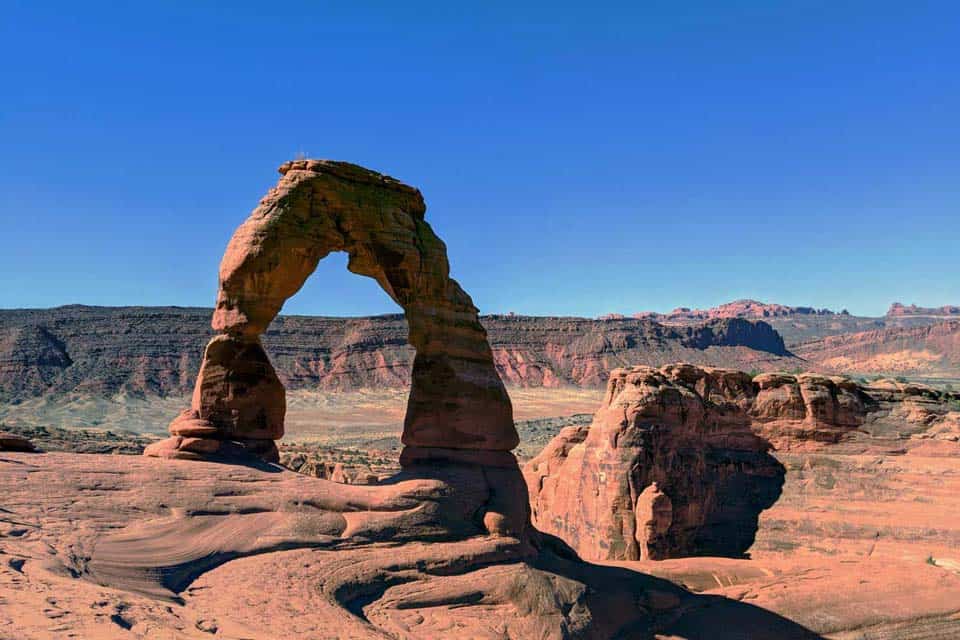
[526, 364, 960, 563]
[0, 452, 830, 640]
[3, 449, 958, 639]
[147, 159, 517, 461]
[728, 442, 960, 638]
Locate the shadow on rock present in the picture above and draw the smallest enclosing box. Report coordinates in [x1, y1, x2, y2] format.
[533, 533, 823, 640]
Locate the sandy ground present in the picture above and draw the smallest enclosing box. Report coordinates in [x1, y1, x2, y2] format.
[0, 387, 606, 447]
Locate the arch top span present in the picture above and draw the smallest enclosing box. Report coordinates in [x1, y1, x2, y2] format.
[146, 159, 517, 463]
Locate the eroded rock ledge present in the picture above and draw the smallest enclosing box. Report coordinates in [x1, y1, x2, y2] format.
[525, 364, 960, 562]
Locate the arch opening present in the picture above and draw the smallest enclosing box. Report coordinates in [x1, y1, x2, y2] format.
[278, 249, 404, 319]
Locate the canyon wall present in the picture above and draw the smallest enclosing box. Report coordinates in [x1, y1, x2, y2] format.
[0, 307, 797, 401]
[794, 320, 960, 375]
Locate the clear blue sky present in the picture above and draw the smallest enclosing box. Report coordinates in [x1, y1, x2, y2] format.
[2, 2, 957, 317]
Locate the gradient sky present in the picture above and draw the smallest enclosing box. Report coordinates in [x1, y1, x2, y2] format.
[2, 1, 957, 318]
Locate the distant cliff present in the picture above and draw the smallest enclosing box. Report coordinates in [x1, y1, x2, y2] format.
[795, 320, 960, 375]
[632, 298, 844, 323]
[0, 306, 798, 401]
[887, 302, 960, 317]
[624, 299, 960, 346]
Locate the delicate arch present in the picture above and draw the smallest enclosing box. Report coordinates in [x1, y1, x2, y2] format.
[147, 160, 516, 462]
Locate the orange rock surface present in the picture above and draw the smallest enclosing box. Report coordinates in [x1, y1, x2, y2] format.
[526, 364, 960, 563]
[1, 451, 839, 639]
[525, 364, 785, 561]
[146, 160, 516, 462]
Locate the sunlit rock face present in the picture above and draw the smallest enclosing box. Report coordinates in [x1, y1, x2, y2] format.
[525, 364, 786, 561]
[525, 363, 960, 562]
[146, 159, 516, 463]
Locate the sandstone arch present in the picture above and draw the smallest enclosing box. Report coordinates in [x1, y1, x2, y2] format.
[146, 159, 516, 463]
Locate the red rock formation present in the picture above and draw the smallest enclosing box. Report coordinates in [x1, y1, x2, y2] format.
[634, 482, 672, 561]
[750, 372, 867, 447]
[146, 159, 516, 462]
[887, 302, 960, 317]
[632, 299, 841, 324]
[525, 364, 785, 561]
[525, 363, 960, 562]
[794, 320, 960, 375]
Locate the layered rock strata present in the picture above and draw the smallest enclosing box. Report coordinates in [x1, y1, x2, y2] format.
[0, 306, 802, 402]
[793, 320, 960, 375]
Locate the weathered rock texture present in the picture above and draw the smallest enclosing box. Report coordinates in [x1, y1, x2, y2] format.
[0, 451, 834, 640]
[525, 364, 960, 562]
[525, 364, 785, 561]
[146, 159, 516, 461]
[751, 373, 960, 450]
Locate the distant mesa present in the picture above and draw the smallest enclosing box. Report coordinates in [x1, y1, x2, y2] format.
[6, 296, 960, 406]
[887, 302, 960, 317]
[794, 319, 960, 375]
[0, 308, 804, 404]
[621, 299, 845, 323]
